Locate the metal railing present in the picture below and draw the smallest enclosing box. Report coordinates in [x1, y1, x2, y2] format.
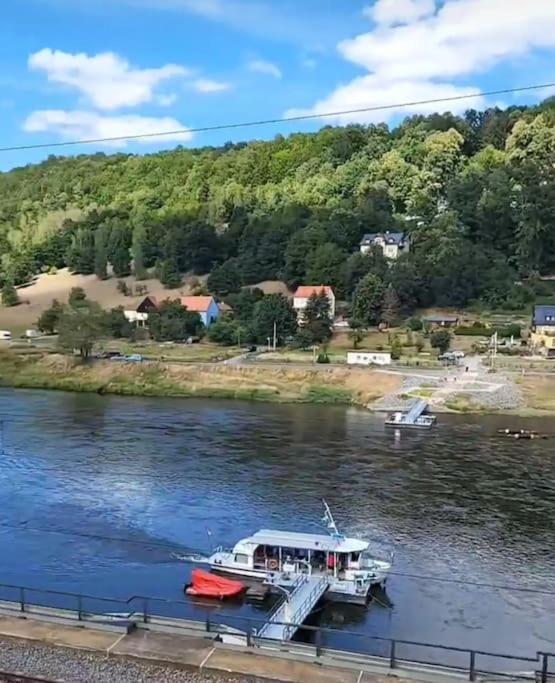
[0, 581, 552, 683]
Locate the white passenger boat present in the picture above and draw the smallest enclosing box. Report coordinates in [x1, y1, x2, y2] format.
[207, 502, 391, 604]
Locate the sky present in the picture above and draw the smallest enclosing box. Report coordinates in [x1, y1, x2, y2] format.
[0, 0, 554, 170]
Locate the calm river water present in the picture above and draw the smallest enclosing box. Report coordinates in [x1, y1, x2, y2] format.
[0, 388, 553, 660]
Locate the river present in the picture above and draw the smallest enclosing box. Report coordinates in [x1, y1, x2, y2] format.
[0, 388, 553, 662]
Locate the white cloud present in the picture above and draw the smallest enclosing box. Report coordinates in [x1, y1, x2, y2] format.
[247, 59, 282, 79]
[28, 48, 189, 110]
[287, 77, 483, 124]
[157, 93, 178, 106]
[191, 78, 232, 93]
[289, 0, 555, 124]
[363, 0, 435, 26]
[23, 110, 193, 147]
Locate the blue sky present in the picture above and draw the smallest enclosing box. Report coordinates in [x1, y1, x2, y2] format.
[1, 0, 554, 170]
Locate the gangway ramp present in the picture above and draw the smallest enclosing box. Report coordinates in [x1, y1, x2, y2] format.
[256, 575, 329, 642]
[404, 399, 428, 422]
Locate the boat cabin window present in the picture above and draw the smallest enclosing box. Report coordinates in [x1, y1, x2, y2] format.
[234, 553, 249, 564]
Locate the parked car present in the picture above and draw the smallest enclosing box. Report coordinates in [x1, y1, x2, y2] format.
[125, 354, 143, 363]
[452, 350, 465, 359]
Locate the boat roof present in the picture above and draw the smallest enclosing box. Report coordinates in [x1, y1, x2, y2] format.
[237, 529, 368, 554]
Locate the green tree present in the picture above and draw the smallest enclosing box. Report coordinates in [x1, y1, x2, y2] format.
[251, 294, 297, 345]
[37, 299, 64, 334]
[66, 228, 95, 274]
[68, 286, 87, 308]
[207, 259, 241, 297]
[94, 227, 108, 280]
[305, 243, 347, 295]
[158, 258, 182, 289]
[1, 280, 18, 307]
[390, 334, 402, 360]
[301, 291, 333, 344]
[132, 224, 148, 280]
[57, 302, 105, 359]
[381, 285, 400, 327]
[352, 273, 385, 326]
[106, 306, 133, 338]
[207, 317, 246, 346]
[109, 221, 132, 277]
[430, 329, 451, 354]
[148, 299, 203, 341]
[348, 319, 366, 349]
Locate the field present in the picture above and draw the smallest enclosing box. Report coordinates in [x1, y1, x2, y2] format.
[518, 376, 555, 412]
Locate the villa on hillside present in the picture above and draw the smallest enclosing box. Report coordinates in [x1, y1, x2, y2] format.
[293, 285, 336, 320]
[530, 305, 555, 358]
[360, 231, 410, 259]
[126, 294, 221, 327]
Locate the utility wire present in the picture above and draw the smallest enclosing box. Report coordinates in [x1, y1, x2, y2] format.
[0, 520, 554, 597]
[0, 82, 553, 153]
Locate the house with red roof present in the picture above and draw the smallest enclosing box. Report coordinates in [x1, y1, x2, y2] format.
[133, 294, 220, 327]
[293, 285, 335, 320]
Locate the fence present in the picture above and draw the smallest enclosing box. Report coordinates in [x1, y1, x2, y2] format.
[0, 581, 552, 683]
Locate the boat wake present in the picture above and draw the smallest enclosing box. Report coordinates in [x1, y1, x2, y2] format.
[171, 552, 209, 564]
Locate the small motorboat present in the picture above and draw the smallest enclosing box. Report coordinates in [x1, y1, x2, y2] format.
[497, 429, 548, 440]
[185, 568, 244, 599]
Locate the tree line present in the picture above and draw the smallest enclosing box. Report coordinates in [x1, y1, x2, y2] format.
[0, 100, 553, 318]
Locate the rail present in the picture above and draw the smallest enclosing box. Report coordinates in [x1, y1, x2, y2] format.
[0, 581, 552, 682]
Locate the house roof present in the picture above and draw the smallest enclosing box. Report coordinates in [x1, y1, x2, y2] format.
[360, 231, 408, 246]
[239, 529, 368, 554]
[534, 305, 555, 326]
[179, 296, 215, 312]
[294, 285, 334, 298]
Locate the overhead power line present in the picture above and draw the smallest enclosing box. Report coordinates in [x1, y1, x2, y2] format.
[0, 82, 553, 153]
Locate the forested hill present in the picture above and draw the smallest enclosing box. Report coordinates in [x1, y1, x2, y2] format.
[0, 101, 554, 313]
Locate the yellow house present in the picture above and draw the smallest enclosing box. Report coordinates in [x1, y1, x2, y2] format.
[530, 305, 555, 358]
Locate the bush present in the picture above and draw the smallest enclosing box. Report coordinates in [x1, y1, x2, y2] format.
[117, 280, 132, 296]
[316, 352, 330, 364]
[455, 325, 490, 336]
[430, 329, 451, 353]
[407, 317, 423, 331]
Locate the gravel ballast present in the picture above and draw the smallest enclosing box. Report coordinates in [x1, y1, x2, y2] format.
[0, 637, 272, 683]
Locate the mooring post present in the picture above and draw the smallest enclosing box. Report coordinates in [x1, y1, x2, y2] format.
[389, 640, 396, 669]
[315, 627, 322, 658]
[469, 650, 476, 681]
[540, 652, 549, 683]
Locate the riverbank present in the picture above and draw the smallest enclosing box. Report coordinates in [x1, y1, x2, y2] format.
[0, 351, 400, 406]
[0, 350, 553, 415]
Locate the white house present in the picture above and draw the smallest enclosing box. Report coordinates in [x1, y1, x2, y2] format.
[124, 310, 149, 327]
[347, 351, 391, 366]
[293, 285, 336, 320]
[360, 232, 410, 259]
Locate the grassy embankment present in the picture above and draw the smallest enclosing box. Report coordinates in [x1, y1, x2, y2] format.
[0, 350, 400, 406]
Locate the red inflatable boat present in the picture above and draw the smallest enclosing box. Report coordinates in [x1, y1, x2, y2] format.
[185, 568, 244, 599]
